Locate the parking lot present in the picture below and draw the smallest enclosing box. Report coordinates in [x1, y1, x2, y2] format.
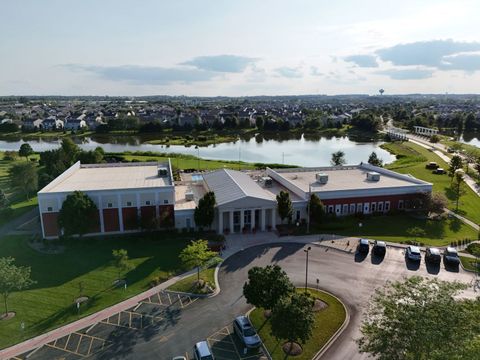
[205, 326, 267, 360]
[16, 290, 199, 360]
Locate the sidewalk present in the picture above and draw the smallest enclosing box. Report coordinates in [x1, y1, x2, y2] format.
[0, 268, 197, 360]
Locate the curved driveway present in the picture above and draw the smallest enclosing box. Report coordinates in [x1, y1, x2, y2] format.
[90, 243, 476, 360]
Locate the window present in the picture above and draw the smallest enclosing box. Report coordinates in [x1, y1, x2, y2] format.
[163, 199, 168, 204]
[371, 203, 377, 212]
[145, 200, 151, 206]
[350, 204, 356, 214]
[107, 202, 113, 208]
[378, 202, 384, 212]
[398, 200, 404, 210]
[296, 210, 300, 221]
[47, 206, 53, 212]
[357, 203, 363, 213]
[328, 205, 334, 214]
[385, 201, 391, 211]
[342, 204, 349, 214]
[126, 201, 132, 207]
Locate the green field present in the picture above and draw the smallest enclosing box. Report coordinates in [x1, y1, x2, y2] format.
[311, 213, 477, 246]
[0, 152, 39, 227]
[381, 141, 480, 224]
[250, 289, 346, 360]
[460, 256, 479, 272]
[0, 232, 194, 349]
[167, 267, 216, 294]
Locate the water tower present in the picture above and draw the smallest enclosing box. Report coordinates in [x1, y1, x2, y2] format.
[379, 89, 385, 96]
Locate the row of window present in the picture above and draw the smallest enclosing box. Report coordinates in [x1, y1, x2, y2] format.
[46, 200, 169, 212]
[326, 200, 399, 215]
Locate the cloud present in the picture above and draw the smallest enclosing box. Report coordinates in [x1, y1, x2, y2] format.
[310, 66, 324, 76]
[440, 53, 480, 72]
[181, 55, 257, 73]
[61, 64, 217, 85]
[274, 67, 303, 78]
[344, 55, 378, 68]
[376, 68, 434, 80]
[376, 39, 480, 69]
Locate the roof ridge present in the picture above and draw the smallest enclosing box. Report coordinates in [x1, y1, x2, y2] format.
[224, 169, 248, 197]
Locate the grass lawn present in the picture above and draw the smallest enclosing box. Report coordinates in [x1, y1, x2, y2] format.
[250, 289, 346, 360]
[459, 256, 479, 272]
[167, 267, 216, 294]
[307, 213, 477, 246]
[381, 141, 480, 224]
[0, 152, 40, 227]
[0, 232, 196, 349]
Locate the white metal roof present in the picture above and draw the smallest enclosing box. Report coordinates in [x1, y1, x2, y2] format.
[202, 169, 275, 206]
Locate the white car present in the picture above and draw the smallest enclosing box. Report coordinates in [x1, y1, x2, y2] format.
[406, 245, 421, 261]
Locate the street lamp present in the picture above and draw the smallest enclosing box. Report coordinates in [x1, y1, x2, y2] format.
[304, 246, 311, 293]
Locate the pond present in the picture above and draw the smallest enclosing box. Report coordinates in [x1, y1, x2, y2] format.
[460, 132, 480, 148]
[0, 133, 395, 167]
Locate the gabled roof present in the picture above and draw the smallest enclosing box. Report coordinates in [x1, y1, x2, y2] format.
[202, 169, 275, 206]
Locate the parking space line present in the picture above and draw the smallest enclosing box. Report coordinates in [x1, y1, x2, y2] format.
[157, 292, 162, 304]
[167, 292, 172, 304]
[87, 337, 94, 356]
[178, 294, 184, 307]
[64, 333, 72, 350]
[45, 343, 87, 358]
[75, 333, 82, 354]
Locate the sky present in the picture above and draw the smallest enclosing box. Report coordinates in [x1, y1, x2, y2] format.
[1, 0, 480, 96]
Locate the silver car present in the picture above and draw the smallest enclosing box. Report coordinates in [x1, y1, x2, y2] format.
[233, 316, 261, 348]
[406, 245, 421, 261]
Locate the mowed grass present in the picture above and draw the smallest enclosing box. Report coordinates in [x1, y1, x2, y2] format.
[167, 267, 216, 294]
[382, 141, 480, 224]
[250, 289, 346, 360]
[0, 233, 192, 349]
[0, 152, 40, 226]
[460, 256, 479, 272]
[313, 213, 477, 246]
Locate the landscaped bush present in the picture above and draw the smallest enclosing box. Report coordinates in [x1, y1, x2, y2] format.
[466, 243, 480, 256]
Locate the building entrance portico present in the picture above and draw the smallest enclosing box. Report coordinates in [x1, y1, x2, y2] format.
[218, 207, 276, 234]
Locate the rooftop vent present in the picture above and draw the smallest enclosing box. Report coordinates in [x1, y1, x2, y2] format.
[185, 191, 194, 201]
[316, 173, 329, 184]
[366, 171, 381, 181]
[260, 176, 273, 188]
[157, 167, 168, 177]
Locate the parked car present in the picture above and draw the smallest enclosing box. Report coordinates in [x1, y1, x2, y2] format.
[443, 247, 460, 265]
[373, 240, 387, 256]
[425, 247, 441, 264]
[193, 341, 214, 360]
[357, 238, 370, 254]
[432, 168, 446, 174]
[406, 245, 422, 261]
[425, 162, 439, 169]
[172, 357, 187, 360]
[233, 316, 261, 348]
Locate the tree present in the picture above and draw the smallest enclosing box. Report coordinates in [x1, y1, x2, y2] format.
[308, 193, 325, 224]
[331, 150, 346, 166]
[0, 189, 6, 209]
[9, 162, 38, 200]
[111, 249, 133, 280]
[18, 143, 33, 160]
[424, 192, 447, 215]
[0, 257, 35, 316]
[243, 265, 294, 310]
[58, 191, 98, 237]
[179, 240, 219, 284]
[194, 191, 216, 229]
[270, 292, 315, 353]
[367, 152, 383, 167]
[276, 190, 293, 224]
[357, 276, 480, 360]
[429, 134, 440, 143]
[452, 170, 465, 211]
[448, 155, 463, 179]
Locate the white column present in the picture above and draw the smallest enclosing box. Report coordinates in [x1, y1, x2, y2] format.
[218, 210, 223, 234]
[271, 208, 276, 229]
[251, 209, 256, 230]
[98, 195, 105, 233]
[117, 194, 124, 232]
[261, 208, 266, 231]
[229, 211, 234, 233]
[240, 210, 245, 231]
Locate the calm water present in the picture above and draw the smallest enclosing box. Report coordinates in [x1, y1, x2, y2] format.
[460, 132, 480, 148]
[0, 134, 395, 167]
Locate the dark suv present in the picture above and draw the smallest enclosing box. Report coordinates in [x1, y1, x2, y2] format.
[425, 247, 441, 264]
[443, 247, 460, 265]
[357, 238, 370, 254]
[373, 240, 386, 257]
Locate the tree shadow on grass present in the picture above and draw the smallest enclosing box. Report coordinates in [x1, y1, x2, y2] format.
[448, 218, 462, 233]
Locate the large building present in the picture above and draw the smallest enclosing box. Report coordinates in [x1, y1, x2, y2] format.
[38, 161, 432, 239]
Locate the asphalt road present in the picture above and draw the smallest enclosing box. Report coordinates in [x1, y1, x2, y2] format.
[25, 242, 477, 360]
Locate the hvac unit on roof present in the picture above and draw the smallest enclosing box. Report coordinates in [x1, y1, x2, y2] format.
[315, 173, 329, 184]
[185, 191, 194, 201]
[366, 171, 381, 181]
[157, 167, 168, 177]
[260, 176, 273, 187]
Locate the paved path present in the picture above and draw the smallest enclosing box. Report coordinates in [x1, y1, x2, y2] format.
[0, 208, 39, 240]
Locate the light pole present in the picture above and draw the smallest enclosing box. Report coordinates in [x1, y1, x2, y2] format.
[304, 246, 311, 293]
[306, 184, 311, 234]
[195, 146, 199, 172]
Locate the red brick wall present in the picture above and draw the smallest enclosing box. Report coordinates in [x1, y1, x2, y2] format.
[159, 204, 174, 228]
[140, 206, 156, 224]
[42, 212, 59, 237]
[122, 207, 138, 230]
[103, 208, 120, 232]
